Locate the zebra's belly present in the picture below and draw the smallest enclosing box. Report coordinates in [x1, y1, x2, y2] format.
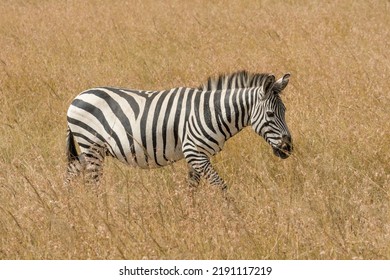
[113, 145, 185, 169]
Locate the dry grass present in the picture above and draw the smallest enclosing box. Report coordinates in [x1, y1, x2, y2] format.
[0, 0, 389, 259]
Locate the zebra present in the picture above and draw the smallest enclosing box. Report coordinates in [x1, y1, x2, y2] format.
[65, 70, 292, 191]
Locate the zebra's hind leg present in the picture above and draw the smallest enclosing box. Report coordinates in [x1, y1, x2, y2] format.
[65, 157, 84, 185]
[82, 147, 105, 186]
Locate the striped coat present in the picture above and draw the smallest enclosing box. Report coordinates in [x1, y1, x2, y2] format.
[66, 71, 292, 190]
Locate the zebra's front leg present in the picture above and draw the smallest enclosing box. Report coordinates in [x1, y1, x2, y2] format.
[188, 164, 201, 189]
[185, 154, 228, 192]
[201, 159, 228, 192]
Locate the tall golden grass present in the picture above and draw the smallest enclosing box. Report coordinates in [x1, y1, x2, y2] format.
[0, 0, 389, 259]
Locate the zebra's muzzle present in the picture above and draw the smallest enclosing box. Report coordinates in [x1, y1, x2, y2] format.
[273, 135, 293, 159]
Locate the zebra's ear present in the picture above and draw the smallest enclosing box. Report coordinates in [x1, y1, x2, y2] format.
[263, 74, 276, 93]
[272, 73, 290, 94]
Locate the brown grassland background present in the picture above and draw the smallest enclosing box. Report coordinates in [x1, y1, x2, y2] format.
[0, 0, 389, 260]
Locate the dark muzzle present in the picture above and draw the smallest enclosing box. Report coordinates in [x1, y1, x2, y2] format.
[273, 134, 293, 159]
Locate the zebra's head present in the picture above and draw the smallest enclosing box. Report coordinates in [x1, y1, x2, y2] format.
[251, 73, 292, 159]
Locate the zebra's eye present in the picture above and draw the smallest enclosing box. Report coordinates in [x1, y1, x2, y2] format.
[266, 111, 275, 118]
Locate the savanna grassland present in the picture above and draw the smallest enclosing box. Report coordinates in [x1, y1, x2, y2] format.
[0, 0, 389, 260]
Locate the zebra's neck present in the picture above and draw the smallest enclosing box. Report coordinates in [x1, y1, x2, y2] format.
[212, 88, 255, 140]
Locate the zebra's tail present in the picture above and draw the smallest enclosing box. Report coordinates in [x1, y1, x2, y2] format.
[65, 127, 82, 184]
[66, 126, 79, 162]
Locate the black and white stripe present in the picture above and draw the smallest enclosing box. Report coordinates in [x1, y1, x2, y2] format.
[65, 71, 292, 190]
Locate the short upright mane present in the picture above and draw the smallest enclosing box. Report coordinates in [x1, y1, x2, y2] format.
[199, 70, 271, 90]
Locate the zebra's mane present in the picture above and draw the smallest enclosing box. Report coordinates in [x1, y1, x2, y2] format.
[199, 70, 271, 91]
